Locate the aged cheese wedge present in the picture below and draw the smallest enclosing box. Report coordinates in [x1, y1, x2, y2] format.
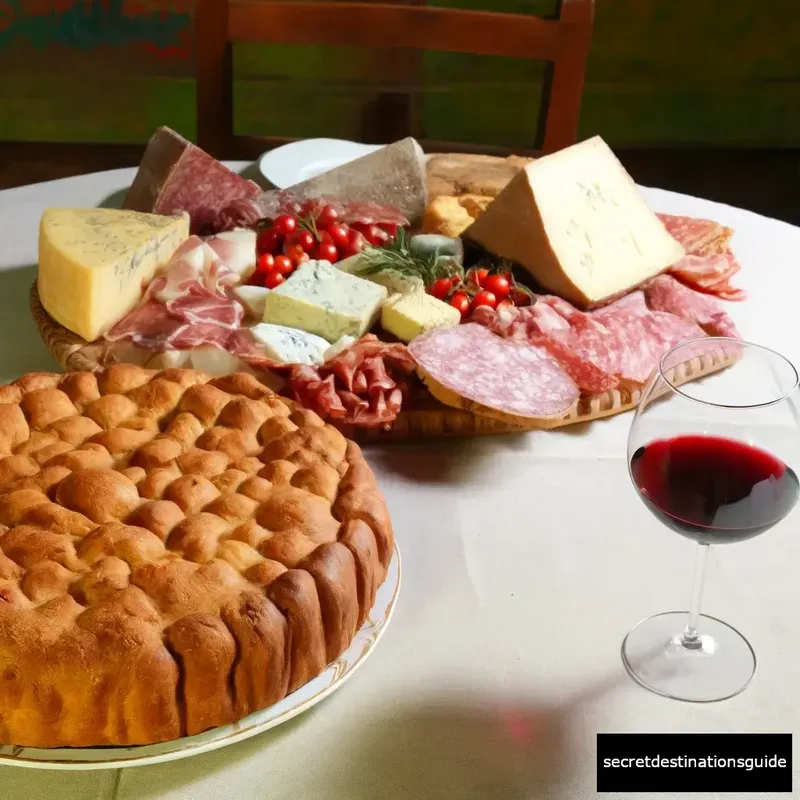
[38, 208, 190, 341]
[464, 136, 685, 309]
[381, 290, 461, 343]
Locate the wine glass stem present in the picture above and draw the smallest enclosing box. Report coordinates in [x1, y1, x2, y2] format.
[682, 543, 710, 650]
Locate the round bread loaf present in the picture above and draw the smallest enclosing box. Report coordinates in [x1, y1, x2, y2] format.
[0, 366, 393, 748]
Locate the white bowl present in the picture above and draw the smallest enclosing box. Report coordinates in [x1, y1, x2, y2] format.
[258, 138, 384, 189]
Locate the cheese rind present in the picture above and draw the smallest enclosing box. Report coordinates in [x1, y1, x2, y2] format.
[263, 260, 388, 342]
[464, 136, 685, 309]
[381, 290, 461, 343]
[250, 323, 331, 365]
[38, 208, 190, 341]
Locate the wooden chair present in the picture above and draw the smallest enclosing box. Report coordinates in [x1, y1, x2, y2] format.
[195, 0, 595, 160]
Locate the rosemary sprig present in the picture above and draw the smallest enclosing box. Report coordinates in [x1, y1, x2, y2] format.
[354, 228, 463, 287]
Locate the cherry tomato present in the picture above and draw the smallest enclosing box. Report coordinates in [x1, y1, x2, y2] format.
[286, 229, 315, 253]
[256, 226, 281, 255]
[482, 274, 510, 300]
[451, 275, 461, 286]
[345, 229, 367, 256]
[284, 243, 307, 264]
[469, 267, 489, 287]
[273, 254, 295, 275]
[430, 277, 453, 301]
[264, 270, 285, 289]
[247, 270, 265, 287]
[471, 290, 497, 311]
[362, 225, 389, 247]
[273, 255, 293, 275]
[350, 221, 370, 235]
[273, 214, 297, 238]
[256, 253, 274, 273]
[316, 204, 339, 228]
[449, 291, 470, 318]
[327, 222, 350, 250]
[316, 241, 339, 262]
[379, 222, 399, 238]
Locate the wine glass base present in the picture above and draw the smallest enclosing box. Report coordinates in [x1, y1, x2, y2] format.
[621, 611, 757, 703]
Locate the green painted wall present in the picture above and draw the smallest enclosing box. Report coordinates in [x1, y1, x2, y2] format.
[1, 1, 799, 147]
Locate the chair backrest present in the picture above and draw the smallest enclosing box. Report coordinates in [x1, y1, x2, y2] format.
[195, 0, 595, 160]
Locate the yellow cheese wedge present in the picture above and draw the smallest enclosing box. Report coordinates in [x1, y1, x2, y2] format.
[38, 208, 190, 341]
[464, 136, 685, 309]
[381, 290, 461, 343]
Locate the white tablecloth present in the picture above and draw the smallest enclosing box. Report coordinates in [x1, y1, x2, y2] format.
[0, 167, 798, 800]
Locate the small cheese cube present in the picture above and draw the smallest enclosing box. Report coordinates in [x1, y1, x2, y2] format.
[250, 323, 331, 365]
[263, 260, 387, 342]
[336, 255, 424, 296]
[381, 290, 461, 343]
[233, 285, 270, 320]
[465, 136, 686, 308]
[323, 335, 356, 362]
[38, 207, 190, 341]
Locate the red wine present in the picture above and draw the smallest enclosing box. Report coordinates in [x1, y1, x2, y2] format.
[630, 435, 799, 544]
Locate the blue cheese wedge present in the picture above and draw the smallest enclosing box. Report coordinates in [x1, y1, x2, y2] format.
[381, 289, 461, 343]
[263, 260, 388, 342]
[250, 322, 331, 365]
[336, 254, 424, 295]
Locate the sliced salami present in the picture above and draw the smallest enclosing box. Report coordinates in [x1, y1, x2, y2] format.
[409, 323, 579, 421]
[657, 213, 733, 255]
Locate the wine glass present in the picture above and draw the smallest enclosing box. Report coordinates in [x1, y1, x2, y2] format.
[623, 336, 800, 702]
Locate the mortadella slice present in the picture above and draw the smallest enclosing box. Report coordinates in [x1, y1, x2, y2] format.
[409, 323, 579, 424]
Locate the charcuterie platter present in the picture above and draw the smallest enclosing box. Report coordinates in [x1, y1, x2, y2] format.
[31, 127, 746, 441]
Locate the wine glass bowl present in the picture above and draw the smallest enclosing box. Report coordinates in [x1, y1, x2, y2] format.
[623, 337, 800, 703]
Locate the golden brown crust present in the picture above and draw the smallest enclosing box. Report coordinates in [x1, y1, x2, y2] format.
[0, 367, 394, 747]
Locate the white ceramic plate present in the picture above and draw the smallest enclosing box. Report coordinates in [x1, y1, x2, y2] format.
[257, 138, 383, 188]
[0, 544, 401, 770]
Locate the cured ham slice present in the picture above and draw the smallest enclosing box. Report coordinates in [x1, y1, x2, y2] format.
[286, 335, 416, 428]
[217, 194, 409, 232]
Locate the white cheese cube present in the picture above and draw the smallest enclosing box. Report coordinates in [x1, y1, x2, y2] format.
[263, 260, 388, 342]
[251, 323, 331, 365]
[465, 136, 686, 308]
[381, 290, 461, 343]
[145, 350, 191, 370]
[190, 346, 245, 376]
[323, 335, 356, 362]
[233, 285, 270, 320]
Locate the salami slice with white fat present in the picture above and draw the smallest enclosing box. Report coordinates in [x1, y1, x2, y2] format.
[409, 323, 579, 422]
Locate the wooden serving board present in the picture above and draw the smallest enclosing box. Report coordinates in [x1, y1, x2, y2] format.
[30, 284, 738, 442]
